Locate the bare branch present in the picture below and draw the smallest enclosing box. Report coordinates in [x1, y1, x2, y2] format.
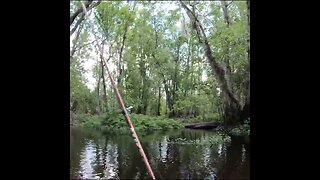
[70, 13, 85, 36]
[74, 38, 107, 53]
[70, 0, 102, 26]
[179, 0, 207, 41]
[227, 0, 235, 8]
[70, 22, 84, 64]
[70, 0, 102, 36]
[70, 1, 92, 26]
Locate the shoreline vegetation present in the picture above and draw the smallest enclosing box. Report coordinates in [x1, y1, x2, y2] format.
[71, 112, 250, 137]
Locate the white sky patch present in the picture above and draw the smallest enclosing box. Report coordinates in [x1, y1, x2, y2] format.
[83, 51, 96, 90]
[217, 87, 221, 96]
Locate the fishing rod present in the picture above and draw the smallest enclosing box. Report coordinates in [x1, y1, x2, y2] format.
[103, 61, 156, 180]
[80, 2, 156, 179]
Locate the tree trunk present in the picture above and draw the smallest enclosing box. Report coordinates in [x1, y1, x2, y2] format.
[101, 60, 108, 113]
[70, 90, 73, 123]
[179, 1, 245, 128]
[141, 76, 148, 115]
[70, 22, 84, 65]
[184, 37, 192, 97]
[117, 23, 129, 88]
[138, 58, 148, 115]
[221, 0, 235, 98]
[240, 0, 250, 124]
[96, 74, 101, 114]
[157, 86, 161, 116]
[171, 44, 180, 118]
[164, 80, 174, 118]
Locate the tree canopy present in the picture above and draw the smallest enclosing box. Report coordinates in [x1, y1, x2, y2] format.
[70, 1, 250, 130]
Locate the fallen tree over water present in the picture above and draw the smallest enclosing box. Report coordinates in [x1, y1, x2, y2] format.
[185, 122, 221, 130]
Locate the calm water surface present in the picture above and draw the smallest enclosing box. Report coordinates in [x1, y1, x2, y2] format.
[70, 128, 250, 179]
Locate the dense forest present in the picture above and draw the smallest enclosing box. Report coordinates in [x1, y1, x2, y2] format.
[70, 0, 250, 135]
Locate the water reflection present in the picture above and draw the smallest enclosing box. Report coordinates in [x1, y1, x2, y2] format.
[70, 128, 250, 179]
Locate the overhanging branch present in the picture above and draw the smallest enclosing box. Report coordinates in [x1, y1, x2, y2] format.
[70, 0, 102, 27]
[70, 0, 92, 26]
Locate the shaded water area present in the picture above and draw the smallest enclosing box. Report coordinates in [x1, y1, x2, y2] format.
[70, 128, 250, 179]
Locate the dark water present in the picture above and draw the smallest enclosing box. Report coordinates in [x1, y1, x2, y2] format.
[70, 128, 250, 179]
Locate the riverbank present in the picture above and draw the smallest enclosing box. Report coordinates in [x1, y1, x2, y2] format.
[71, 112, 249, 136]
[72, 111, 183, 134]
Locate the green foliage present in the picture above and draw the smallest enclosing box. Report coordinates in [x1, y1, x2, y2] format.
[80, 114, 105, 130]
[131, 114, 182, 132]
[70, 1, 250, 128]
[77, 111, 183, 134]
[203, 112, 222, 122]
[229, 120, 250, 136]
[70, 57, 96, 115]
[168, 133, 231, 145]
[209, 133, 231, 145]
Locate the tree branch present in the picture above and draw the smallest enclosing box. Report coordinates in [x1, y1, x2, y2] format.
[227, 0, 234, 8]
[70, 22, 84, 64]
[179, 1, 208, 43]
[70, 0, 102, 26]
[74, 38, 107, 53]
[70, 0, 92, 26]
[70, 13, 85, 36]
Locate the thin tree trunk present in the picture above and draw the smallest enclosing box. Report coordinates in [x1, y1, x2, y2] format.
[163, 80, 173, 117]
[101, 60, 108, 113]
[184, 37, 191, 97]
[142, 73, 148, 115]
[70, 1, 92, 26]
[247, 0, 250, 62]
[117, 24, 129, 87]
[96, 73, 101, 114]
[70, 22, 84, 65]
[171, 44, 180, 118]
[70, 90, 73, 123]
[70, 13, 85, 36]
[157, 86, 161, 116]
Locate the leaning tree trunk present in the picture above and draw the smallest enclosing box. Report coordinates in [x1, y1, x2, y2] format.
[70, 0, 102, 121]
[70, 21, 84, 65]
[220, 1, 245, 125]
[239, 0, 250, 123]
[70, 0, 101, 36]
[179, 1, 247, 128]
[220, 0, 236, 101]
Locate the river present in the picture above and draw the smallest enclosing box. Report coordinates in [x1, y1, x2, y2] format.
[70, 128, 250, 179]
